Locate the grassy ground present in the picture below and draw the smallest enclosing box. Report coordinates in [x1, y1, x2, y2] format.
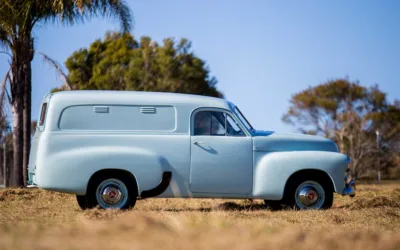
[1, 181, 400, 250]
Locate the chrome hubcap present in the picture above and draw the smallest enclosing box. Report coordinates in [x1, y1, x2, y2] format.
[299, 187, 319, 206]
[295, 181, 325, 209]
[96, 178, 128, 209]
[101, 187, 123, 205]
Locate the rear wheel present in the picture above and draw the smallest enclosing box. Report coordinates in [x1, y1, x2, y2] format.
[286, 175, 333, 210]
[83, 174, 137, 210]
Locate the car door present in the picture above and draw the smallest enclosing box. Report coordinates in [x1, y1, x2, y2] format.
[189, 109, 253, 194]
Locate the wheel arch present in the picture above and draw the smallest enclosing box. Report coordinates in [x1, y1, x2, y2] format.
[252, 151, 346, 200]
[86, 168, 139, 197]
[283, 169, 335, 198]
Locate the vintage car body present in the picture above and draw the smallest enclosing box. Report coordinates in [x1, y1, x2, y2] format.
[28, 90, 355, 210]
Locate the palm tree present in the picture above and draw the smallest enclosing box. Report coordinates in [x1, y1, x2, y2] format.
[0, 0, 132, 186]
[1, 50, 71, 186]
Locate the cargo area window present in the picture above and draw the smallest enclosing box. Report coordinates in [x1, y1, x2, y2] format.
[39, 103, 48, 126]
[59, 105, 176, 131]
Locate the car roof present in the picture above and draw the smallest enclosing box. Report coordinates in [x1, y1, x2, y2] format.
[48, 90, 232, 110]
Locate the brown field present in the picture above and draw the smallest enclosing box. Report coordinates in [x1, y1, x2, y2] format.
[1, 181, 400, 250]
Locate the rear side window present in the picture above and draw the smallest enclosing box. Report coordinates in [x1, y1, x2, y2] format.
[59, 105, 176, 131]
[39, 103, 48, 126]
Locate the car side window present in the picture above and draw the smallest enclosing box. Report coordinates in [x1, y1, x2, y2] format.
[211, 113, 225, 135]
[194, 111, 211, 135]
[226, 114, 245, 136]
[193, 110, 245, 136]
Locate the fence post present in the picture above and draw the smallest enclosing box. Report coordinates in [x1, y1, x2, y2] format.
[376, 130, 381, 183]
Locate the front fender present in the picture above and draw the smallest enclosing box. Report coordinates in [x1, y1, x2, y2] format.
[35, 146, 165, 195]
[252, 151, 348, 200]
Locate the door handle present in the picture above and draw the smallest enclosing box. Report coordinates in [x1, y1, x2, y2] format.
[194, 141, 205, 146]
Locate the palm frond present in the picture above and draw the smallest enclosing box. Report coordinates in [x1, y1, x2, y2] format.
[41, 0, 133, 32]
[0, 26, 12, 50]
[105, 0, 133, 32]
[0, 51, 12, 58]
[37, 50, 71, 91]
[74, 0, 133, 31]
[0, 68, 12, 129]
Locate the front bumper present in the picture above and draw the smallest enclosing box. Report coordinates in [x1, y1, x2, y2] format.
[342, 172, 355, 197]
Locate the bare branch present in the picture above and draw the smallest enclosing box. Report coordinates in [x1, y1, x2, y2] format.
[0, 51, 12, 58]
[5, 73, 11, 103]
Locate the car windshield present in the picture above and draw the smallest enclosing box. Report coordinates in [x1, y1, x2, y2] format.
[234, 106, 254, 132]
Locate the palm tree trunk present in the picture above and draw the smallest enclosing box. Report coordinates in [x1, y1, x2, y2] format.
[11, 97, 24, 187]
[23, 62, 32, 186]
[3, 142, 8, 187]
[10, 50, 26, 187]
[12, 105, 23, 187]
[22, 37, 34, 187]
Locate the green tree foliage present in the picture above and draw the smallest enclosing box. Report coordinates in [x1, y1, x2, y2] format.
[282, 78, 400, 178]
[52, 32, 223, 98]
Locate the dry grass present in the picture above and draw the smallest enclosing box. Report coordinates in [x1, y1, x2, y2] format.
[1, 182, 400, 250]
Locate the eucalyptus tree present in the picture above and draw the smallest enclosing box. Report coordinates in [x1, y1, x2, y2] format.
[0, 0, 132, 186]
[52, 32, 223, 98]
[282, 78, 400, 178]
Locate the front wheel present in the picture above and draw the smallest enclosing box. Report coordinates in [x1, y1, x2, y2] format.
[286, 177, 333, 210]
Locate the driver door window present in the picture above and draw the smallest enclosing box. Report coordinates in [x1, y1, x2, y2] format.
[193, 111, 245, 136]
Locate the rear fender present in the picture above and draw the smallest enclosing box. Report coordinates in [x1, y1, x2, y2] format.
[36, 146, 166, 195]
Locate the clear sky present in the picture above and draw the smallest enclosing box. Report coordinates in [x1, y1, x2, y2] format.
[1, 0, 399, 133]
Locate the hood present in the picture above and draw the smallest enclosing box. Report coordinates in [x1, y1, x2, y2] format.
[252, 131, 339, 153]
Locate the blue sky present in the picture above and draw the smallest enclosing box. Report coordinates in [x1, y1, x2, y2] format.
[1, 0, 399, 133]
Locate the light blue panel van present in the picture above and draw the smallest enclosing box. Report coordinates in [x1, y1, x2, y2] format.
[28, 90, 355, 210]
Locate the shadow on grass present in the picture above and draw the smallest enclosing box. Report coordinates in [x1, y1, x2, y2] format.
[162, 201, 290, 212]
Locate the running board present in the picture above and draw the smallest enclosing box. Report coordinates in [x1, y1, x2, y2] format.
[140, 171, 172, 199]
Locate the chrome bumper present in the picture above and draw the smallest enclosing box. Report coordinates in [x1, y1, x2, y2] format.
[342, 175, 355, 197]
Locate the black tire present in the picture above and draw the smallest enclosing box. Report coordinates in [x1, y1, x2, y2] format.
[284, 174, 333, 210]
[76, 195, 89, 210]
[85, 173, 137, 210]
